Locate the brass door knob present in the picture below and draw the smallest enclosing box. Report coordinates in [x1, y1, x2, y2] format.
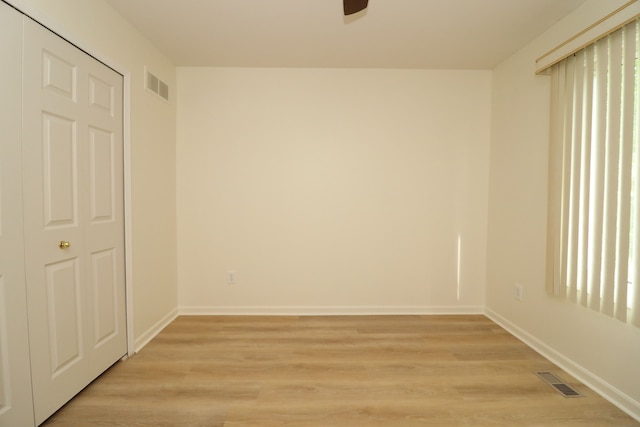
[58, 241, 71, 249]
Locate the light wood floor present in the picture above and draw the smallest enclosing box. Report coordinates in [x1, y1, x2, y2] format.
[42, 315, 638, 426]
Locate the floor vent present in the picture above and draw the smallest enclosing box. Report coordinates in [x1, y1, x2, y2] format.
[535, 371, 582, 398]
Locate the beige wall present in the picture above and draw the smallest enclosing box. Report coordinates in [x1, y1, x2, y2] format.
[486, 0, 640, 417]
[6, 0, 638, 418]
[177, 68, 491, 313]
[9, 0, 178, 345]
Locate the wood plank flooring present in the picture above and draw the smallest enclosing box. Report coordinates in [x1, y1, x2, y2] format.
[42, 315, 638, 426]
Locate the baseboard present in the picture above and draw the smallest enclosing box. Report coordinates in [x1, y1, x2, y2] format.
[178, 305, 485, 316]
[133, 307, 179, 353]
[485, 307, 640, 423]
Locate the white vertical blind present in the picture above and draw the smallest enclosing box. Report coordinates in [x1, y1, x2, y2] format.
[630, 20, 640, 327]
[535, 0, 638, 74]
[615, 21, 636, 320]
[587, 39, 608, 312]
[547, 19, 639, 325]
[601, 28, 624, 318]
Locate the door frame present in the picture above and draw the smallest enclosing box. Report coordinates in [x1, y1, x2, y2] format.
[5, 0, 135, 357]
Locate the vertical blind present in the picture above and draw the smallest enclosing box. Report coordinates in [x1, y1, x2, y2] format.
[546, 18, 639, 326]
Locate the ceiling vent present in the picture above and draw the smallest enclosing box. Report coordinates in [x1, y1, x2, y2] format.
[145, 67, 169, 101]
[534, 371, 582, 398]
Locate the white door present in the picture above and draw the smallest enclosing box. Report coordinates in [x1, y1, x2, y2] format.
[22, 16, 127, 425]
[0, 3, 36, 426]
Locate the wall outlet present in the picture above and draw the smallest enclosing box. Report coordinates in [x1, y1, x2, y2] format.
[227, 270, 237, 284]
[514, 283, 523, 301]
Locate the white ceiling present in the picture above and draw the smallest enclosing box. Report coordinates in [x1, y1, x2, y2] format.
[105, 0, 587, 69]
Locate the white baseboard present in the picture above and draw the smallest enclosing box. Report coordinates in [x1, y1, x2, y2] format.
[133, 307, 179, 353]
[178, 305, 485, 316]
[485, 307, 640, 423]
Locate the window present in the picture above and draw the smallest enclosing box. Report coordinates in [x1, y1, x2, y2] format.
[546, 18, 639, 326]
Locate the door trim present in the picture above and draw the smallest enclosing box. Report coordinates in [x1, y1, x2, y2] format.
[4, 0, 135, 356]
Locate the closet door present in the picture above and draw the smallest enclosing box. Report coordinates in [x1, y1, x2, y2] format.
[22, 17, 127, 424]
[0, 3, 36, 427]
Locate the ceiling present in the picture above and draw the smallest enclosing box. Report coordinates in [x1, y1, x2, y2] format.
[105, 0, 587, 69]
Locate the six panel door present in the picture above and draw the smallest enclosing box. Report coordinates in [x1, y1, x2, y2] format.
[21, 16, 127, 425]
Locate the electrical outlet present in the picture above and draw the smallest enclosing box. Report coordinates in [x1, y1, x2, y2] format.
[227, 270, 237, 285]
[514, 283, 523, 301]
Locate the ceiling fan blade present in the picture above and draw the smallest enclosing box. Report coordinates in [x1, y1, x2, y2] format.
[343, 0, 368, 15]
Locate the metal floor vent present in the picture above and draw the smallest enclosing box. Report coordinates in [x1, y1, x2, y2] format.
[535, 371, 582, 398]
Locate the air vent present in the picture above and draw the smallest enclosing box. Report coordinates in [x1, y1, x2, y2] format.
[535, 371, 582, 398]
[158, 80, 169, 101]
[145, 67, 169, 101]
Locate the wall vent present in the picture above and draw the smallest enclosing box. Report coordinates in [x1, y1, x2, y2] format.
[534, 371, 582, 398]
[145, 67, 169, 101]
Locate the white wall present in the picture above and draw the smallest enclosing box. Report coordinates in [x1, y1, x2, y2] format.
[177, 68, 491, 313]
[8, 0, 179, 345]
[486, 0, 640, 418]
